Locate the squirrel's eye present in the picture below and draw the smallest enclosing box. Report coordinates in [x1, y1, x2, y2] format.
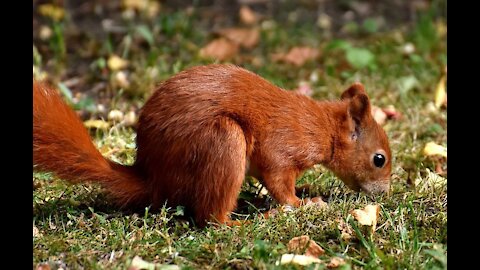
[373, 153, 386, 168]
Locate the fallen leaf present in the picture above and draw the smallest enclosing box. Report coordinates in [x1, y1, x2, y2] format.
[115, 71, 131, 88]
[146, 1, 161, 18]
[36, 263, 51, 270]
[277, 254, 322, 266]
[239, 5, 258, 25]
[199, 38, 239, 61]
[39, 25, 53, 40]
[317, 13, 332, 29]
[346, 47, 375, 69]
[124, 111, 137, 127]
[382, 105, 402, 119]
[272, 47, 320, 67]
[350, 204, 380, 232]
[327, 257, 346, 268]
[33, 225, 40, 237]
[435, 162, 445, 175]
[129, 255, 180, 270]
[371, 105, 387, 125]
[108, 110, 124, 122]
[436, 20, 447, 38]
[287, 235, 325, 258]
[129, 256, 153, 270]
[303, 197, 328, 209]
[108, 55, 129, 71]
[294, 82, 313, 96]
[84, 119, 111, 129]
[252, 181, 269, 195]
[217, 28, 260, 49]
[415, 168, 447, 191]
[434, 75, 447, 109]
[423, 142, 447, 158]
[38, 4, 65, 21]
[402, 43, 415, 55]
[122, 0, 148, 11]
[337, 220, 353, 241]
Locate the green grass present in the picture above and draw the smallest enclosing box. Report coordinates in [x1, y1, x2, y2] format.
[33, 1, 446, 269]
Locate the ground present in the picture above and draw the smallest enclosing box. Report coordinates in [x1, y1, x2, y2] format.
[33, 0, 446, 269]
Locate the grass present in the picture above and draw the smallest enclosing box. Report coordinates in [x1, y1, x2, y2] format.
[33, 1, 446, 269]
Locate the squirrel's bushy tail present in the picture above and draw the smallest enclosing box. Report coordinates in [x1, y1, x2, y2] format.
[33, 81, 148, 207]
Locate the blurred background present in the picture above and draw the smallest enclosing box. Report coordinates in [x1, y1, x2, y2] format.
[33, 0, 446, 119]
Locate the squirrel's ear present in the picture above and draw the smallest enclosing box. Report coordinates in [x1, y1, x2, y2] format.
[348, 93, 372, 123]
[341, 82, 366, 100]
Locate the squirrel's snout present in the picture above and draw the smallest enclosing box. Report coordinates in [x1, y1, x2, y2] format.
[360, 180, 390, 195]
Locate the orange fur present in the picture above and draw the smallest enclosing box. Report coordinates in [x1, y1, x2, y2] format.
[33, 64, 391, 227]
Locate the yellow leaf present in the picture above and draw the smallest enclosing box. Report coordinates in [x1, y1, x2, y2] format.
[108, 55, 129, 71]
[436, 20, 447, 38]
[350, 204, 380, 232]
[423, 142, 447, 158]
[122, 0, 148, 10]
[434, 76, 447, 108]
[38, 4, 65, 21]
[84, 120, 110, 129]
[277, 254, 322, 266]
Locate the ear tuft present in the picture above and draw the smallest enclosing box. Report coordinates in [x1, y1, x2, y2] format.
[341, 82, 367, 100]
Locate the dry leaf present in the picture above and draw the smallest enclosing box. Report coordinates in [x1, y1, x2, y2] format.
[122, 0, 148, 11]
[108, 55, 129, 71]
[317, 13, 332, 29]
[199, 38, 239, 61]
[294, 82, 313, 96]
[115, 71, 130, 88]
[108, 110, 124, 122]
[415, 168, 446, 191]
[423, 142, 447, 158]
[84, 119, 111, 129]
[434, 75, 447, 108]
[146, 1, 161, 18]
[277, 254, 322, 266]
[337, 220, 353, 241]
[287, 235, 325, 258]
[39, 25, 53, 40]
[252, 181, 269, 195]
[402, 43, 415, 55]
[272, 47, 320, 67]
[217, 28, 260, 49]
[124, 111, 137, 126]
[129, 255, 180, 270]
[371, 105, 387, 125]
[36, 263, 51, 270]
[351, 204, 380, 232]
[382, 105, 402, 119]
[33, 225, 40, 237]
[239, 5, 258, 25]
[327, 257, 346, 268]
[38, 4, 65, 21]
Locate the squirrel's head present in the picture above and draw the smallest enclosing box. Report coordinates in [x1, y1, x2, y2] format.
[327, 83, 392, 194]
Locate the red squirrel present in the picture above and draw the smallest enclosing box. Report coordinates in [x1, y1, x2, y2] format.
[33, 64, 391, 226]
